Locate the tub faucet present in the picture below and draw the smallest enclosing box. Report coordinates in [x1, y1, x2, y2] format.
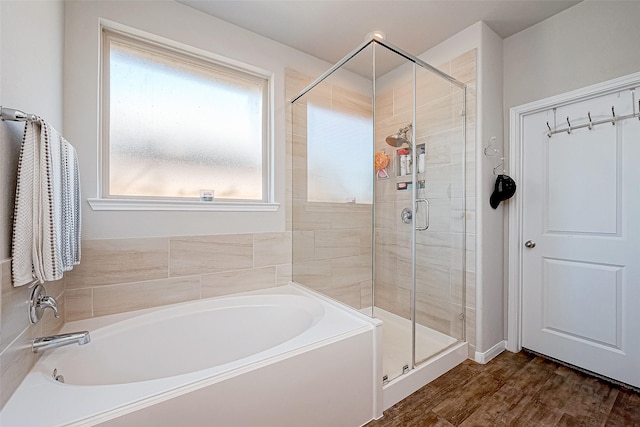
[36, 295, 59, 318]
[32, 331, 91, 353]
[28, 283, 59, 324]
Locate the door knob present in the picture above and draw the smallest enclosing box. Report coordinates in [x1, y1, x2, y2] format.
[525, 240, 536, 248]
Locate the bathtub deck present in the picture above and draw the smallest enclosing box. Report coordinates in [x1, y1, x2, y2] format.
[0, 285, 382, 427]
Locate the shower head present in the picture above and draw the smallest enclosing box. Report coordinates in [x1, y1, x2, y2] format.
[385, 133, 410, 147]
[385, 124, 413, 147]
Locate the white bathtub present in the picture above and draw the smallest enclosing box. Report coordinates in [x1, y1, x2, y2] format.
[1, 284, 382, 426]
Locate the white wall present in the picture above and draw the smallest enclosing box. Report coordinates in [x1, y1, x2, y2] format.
[477, 24, 505, 358]
[504, 1, 640, 110]
[64, 1, 341, 239]
[0, 0, 65, 259]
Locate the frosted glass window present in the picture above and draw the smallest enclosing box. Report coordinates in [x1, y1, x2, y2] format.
[104, 31, 268, 201]
[307, 104, 373, 204]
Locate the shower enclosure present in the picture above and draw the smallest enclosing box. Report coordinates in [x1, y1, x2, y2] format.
[290, 36, 467, 392]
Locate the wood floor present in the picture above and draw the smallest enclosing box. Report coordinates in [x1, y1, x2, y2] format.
[366, 350, 640, 426]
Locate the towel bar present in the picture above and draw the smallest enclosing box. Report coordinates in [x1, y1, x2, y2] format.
[0, 106, 38, 122]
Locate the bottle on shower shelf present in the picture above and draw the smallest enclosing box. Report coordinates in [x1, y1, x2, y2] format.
[398, 148, 409, 176]
[418, 146, 425, 173]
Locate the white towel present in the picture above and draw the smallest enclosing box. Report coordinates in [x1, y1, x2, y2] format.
[12, 118, 81, 286]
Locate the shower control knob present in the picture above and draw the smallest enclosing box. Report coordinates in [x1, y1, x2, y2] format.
[525, 240, 536, 248]
[401, 208, 412, 224]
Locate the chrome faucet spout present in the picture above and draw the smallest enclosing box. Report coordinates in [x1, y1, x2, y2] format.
[32, 331, 91, 353]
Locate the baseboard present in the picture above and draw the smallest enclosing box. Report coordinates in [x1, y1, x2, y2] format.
[474, 340, 506, 364]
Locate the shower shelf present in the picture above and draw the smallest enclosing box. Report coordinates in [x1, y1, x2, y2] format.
[394, 143, 425, 178]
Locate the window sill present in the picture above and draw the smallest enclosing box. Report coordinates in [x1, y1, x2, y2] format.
[87, 198, 280, 212]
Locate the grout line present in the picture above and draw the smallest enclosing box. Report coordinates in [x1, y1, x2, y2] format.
[167, 236, 171, 279]
[90, 288, 94, 318]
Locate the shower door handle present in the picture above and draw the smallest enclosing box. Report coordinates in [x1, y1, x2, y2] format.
[416, 198, 429, 231]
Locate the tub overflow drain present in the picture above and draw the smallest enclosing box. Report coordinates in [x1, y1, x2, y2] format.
[52, 368, 65, 383]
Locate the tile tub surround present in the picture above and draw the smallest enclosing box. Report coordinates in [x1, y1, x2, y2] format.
[64, 232, 292, 321]
[0, 258, 65, 409]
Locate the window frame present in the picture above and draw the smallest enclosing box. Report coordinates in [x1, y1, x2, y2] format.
[89, 24, 277, 212]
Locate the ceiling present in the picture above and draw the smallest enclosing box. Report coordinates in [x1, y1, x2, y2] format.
[178, 0, 581, 75]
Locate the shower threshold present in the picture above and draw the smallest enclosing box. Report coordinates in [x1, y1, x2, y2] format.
[362, 306, 468, 410]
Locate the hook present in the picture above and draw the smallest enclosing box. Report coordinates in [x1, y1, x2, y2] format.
[612, 106, 616, 125]
[587, 112, 593, 130]
[484, 136, 500, 156]
[546, 121, 552, 137]
[493, 157, 505, 176]
[566, 117, 571, 134]
[485, 136, 505, 175]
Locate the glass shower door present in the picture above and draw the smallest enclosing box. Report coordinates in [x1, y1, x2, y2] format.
[373, 53, 466, 381]
[413, 65, 466, 365]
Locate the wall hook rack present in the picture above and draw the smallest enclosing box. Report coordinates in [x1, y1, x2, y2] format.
[546, 88, 640, 137]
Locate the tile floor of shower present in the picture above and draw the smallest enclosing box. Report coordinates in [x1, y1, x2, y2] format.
[362, 307, 458, 381]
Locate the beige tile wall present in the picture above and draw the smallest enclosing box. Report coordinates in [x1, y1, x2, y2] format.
[63, 232, 292, 321]
[0, 258, 64, 409]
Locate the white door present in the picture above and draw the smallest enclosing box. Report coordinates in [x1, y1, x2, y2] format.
[521, 89, 640, 388]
